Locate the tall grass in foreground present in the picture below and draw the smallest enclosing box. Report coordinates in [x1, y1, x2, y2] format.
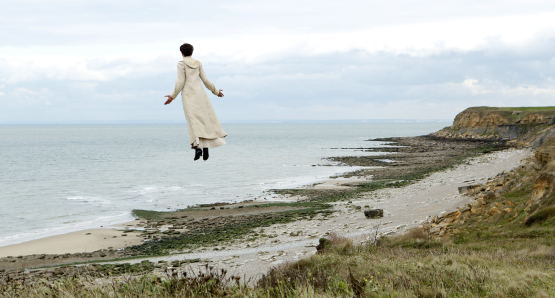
[1, 264, 253, 297]
[260, 229, 555, 297]
[3, 229, 554, 297]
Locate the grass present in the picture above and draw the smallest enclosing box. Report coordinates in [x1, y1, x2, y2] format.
[525, 206, 555, 226]
[5, 228, 554, 297]
[132, 209, 164, 221]
[2, 265, 253, 297]
[461, 106, 555, 123]
[259, 230, 555, 297]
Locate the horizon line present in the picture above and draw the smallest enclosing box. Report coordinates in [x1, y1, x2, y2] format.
[0, 119, 452, 125]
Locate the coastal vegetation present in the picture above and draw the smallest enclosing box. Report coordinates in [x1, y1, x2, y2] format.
[128, 204, 334, 256]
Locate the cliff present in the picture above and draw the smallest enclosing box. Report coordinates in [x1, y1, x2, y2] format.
[431, 106, 555, 147]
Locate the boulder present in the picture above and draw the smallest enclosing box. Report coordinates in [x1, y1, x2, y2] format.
[489, 207, 502, 216]
[458, 184, 483, 194]
[471, 206, 484, 214]
[364, 209, 384, 218]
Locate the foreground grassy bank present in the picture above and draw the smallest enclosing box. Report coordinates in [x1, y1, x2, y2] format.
[4, 215, 554, 297]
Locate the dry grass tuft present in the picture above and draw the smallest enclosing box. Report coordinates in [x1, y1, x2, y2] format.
[327, 232, 351, 246]
[404, 227, 428, 239]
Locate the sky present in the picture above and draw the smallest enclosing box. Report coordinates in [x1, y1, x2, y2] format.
[1, 0, 555, 123]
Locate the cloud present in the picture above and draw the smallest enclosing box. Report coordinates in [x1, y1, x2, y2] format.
[461, 79, 555, 96]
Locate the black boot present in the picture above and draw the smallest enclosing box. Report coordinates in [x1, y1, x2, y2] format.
[203, 148, 209, 161]
[194, 148, 202, 161]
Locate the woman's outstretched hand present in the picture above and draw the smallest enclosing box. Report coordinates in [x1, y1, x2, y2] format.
[164, 95, 173, 105]
[218, 89, 224, 97]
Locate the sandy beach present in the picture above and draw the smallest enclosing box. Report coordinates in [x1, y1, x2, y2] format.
[0, 224, 144, 259]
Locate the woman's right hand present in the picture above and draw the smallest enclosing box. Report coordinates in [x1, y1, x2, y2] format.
[217, 89, 224, 97]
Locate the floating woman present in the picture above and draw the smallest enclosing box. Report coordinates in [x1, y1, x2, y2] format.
[164, 43, 227, 161]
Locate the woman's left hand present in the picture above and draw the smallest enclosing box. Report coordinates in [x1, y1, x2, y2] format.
[217, 89, 224, 97]
[164, 95, 173, 105]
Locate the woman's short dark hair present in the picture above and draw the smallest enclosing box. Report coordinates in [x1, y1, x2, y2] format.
[180, 43, 194, 56]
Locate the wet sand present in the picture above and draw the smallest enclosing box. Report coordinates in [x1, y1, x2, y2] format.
[0, 225, 143, 259]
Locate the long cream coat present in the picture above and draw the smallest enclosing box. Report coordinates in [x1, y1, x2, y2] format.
[169, 56, 227, 148]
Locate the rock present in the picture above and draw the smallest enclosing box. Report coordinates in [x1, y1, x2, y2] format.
[484, 191, 496, 201]
[364, 209, 384, 218]
[489, 207, 502, 216]
[459, 206, 471, 213]
[471, 207, 483, 214]
[458, 184, 483, 194]
[430, 226, 441, 234]
[445, 211, 460, 219]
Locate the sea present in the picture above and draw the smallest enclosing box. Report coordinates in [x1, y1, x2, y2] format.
[0, 122, 449, 247]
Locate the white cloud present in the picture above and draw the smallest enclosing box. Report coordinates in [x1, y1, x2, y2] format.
[461, 79, 555, 96]
[0, 54, 172, 83]
[44, 101, 51, 105]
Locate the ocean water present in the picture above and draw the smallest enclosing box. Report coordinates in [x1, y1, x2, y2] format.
[0, 122, 449, 246]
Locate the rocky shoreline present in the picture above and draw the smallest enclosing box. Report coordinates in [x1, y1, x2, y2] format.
[329, 135, 508, 180]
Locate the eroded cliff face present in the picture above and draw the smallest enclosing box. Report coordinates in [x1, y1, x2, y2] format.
[520, 114, 551, 125]
[452, 112, 510, 129]
[452, 111, 550, 129]
[431, 107, 555, 143]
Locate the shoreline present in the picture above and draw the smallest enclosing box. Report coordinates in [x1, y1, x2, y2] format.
[0, 166, 372, 253]
[0, 175, 371, 259]
[0, 168, 377, 258]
